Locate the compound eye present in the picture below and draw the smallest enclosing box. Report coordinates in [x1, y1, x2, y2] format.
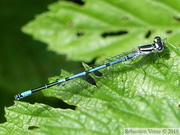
[158, 46, 162, 51]
[157, 45, 164, 52]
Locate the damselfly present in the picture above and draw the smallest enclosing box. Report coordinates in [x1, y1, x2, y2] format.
[15, 36, 165, 100]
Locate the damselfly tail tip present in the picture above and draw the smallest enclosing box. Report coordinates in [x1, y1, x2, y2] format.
[14, 90, 32, 100]
[14, 94, 21, 100]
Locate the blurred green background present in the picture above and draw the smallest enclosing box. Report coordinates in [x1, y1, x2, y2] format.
[0, 0, 83, 123]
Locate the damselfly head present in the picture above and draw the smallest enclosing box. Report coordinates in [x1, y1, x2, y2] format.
[154, 36, 164, 52]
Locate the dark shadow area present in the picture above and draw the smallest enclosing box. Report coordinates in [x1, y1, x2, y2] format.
[166, 30, 173, 34]
[144, 30, 152, 38]
[173, 16, 180, 21]
[101, 30, 128, 38]
[26, 96, 76, 110]
[28, 126, 39, 130]
[0, 0, 82, 123]
[67, 0, 85, 5]
[76, 31, 85, 37]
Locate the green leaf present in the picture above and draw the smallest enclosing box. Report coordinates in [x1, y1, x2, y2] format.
[0, 97, 180, 134]
[22, 0, 180, 61]
[1, 0, 180, 134]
